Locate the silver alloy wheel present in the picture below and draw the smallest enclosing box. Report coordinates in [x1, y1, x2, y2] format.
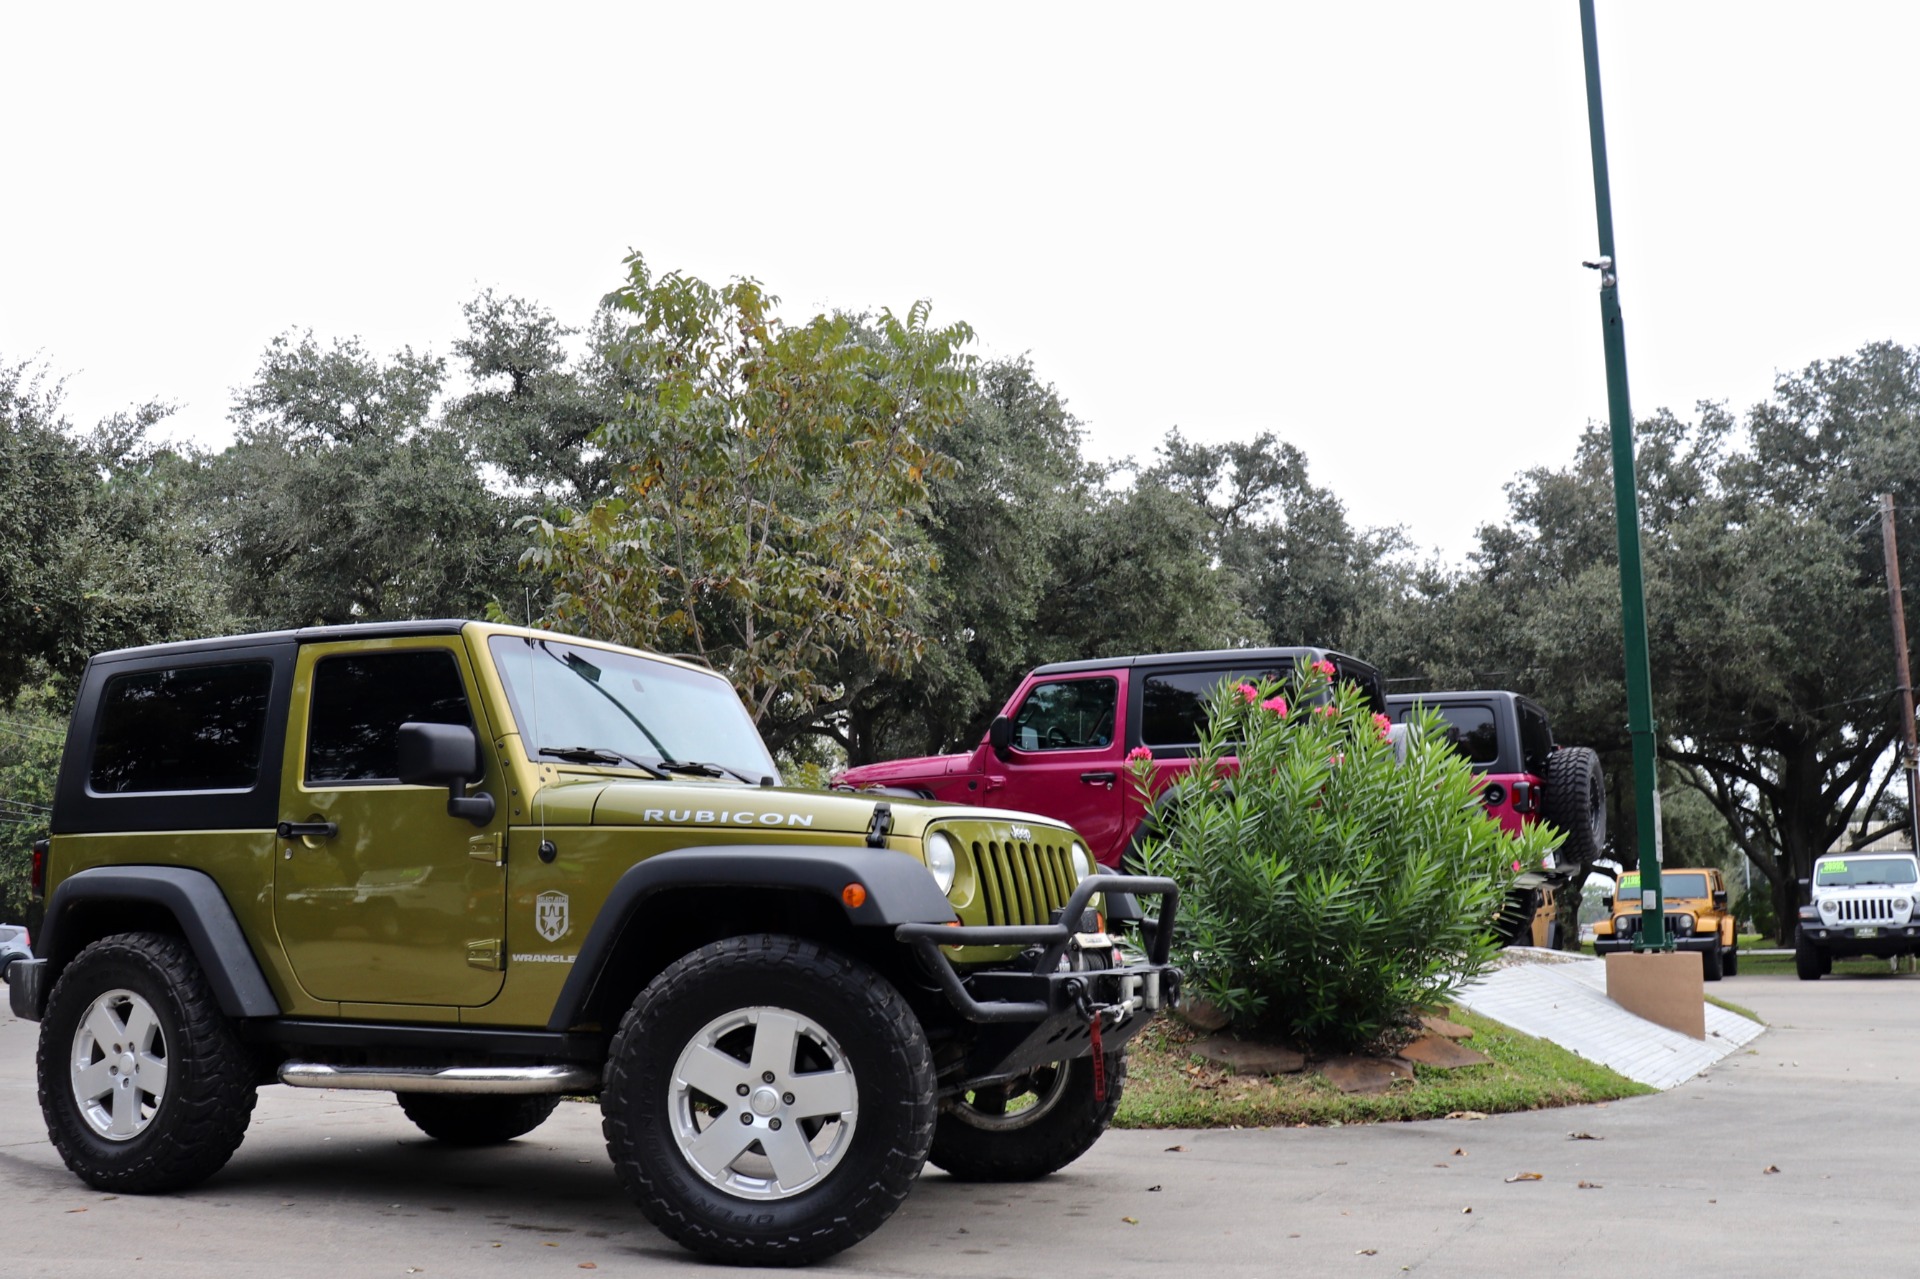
[669, 1006, 858, 1201]
[946, 1063, 1073, 1132]
[69, 987, 169, 1141]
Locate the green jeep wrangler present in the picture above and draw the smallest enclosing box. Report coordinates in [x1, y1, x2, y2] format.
[10, 621, 1178, 1265]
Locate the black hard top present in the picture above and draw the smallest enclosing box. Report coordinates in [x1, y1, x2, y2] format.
[1386, 689, 1542, 714]
[1388, 690, 1520, 707]
[1033, 646, 1366, 677]
[84, 619, 471, 667]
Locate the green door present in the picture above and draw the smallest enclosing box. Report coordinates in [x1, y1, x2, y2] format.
[274, 638, 507, 1007]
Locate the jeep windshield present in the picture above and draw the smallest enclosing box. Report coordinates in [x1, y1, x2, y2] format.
[488, 635, 779, 785]
[1814, 858, 1919, 887]
[1618, 872, 1710, 898]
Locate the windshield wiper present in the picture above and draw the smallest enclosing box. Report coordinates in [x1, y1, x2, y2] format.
[656, 758, 769, 785]
[538, 746, 669, 778]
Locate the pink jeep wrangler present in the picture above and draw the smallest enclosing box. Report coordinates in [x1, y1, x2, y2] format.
[1385, 690, 1607, 946]
[837, 647, 1388, 870]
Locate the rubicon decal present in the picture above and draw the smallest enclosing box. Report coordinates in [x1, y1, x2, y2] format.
[535, 890, 570, 942]
[639, 809, 816, 827]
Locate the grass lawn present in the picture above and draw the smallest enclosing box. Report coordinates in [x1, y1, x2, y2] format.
[1113, 1008, 1652, 1129]
[1583, 934, 1910, 980]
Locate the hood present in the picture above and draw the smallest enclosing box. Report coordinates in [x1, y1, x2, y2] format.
[542, 776, 1073, 842]
[836, 750, 976, 788]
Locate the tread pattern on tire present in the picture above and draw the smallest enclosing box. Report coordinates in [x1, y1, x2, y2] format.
[38, 931, 257, 1193]
[927, 1052, 1125, 1182]
[601, 934, 935, 1266]
[1543, 747, 1606, 863]
[396, 1093, 562, 1145]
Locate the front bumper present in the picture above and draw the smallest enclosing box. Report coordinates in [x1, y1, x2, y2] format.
[1800, 923, 1920, 958]
[1594, 927, 1721, 956]
[897, 873, 1180, 1089]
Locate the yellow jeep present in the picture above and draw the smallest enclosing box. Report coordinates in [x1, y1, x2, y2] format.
[1592, 867, 1738, 979]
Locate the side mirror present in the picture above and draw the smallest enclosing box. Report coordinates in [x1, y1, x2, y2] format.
[1712, 889, 1729, 910]
[1600, 895, 1614, 911]
[988, 715, 1013, 760]
[397, 722, 496, 827]
[1798, 877, 1811, 889]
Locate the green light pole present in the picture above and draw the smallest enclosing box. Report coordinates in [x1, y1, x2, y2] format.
[1578, 0, 1668, 950]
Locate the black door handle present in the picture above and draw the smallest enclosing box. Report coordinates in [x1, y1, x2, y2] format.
[277, 821, 339, 840]
[1080, 771, 1117, 785]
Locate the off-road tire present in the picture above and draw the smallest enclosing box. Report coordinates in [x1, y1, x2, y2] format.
[926, 1052, 1125, 1182]
[1543, 747, 1606, 862]
[601, 935, 935, 1266]
[396, 1093, 561, 1145]
[1723, 946, 1739, 977]
[1701, 940, 1724, 981]
[1795, 936, 1826, 981]
[38, 932, 257, 1193]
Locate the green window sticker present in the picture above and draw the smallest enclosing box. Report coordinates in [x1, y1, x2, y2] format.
[1827, 860, 1848, 873]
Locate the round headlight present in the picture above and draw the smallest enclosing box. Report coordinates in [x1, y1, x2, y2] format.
[1070, 842, 1093, 881]
[924, 831, 957, 895]
[1820, 899, 1838, 916]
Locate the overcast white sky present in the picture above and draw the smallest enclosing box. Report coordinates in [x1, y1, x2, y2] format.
[5, 3, 1917, 562]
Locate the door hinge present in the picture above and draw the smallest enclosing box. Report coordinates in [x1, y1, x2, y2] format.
[466, 938, 504, 971]
[468, 832, 504, 866]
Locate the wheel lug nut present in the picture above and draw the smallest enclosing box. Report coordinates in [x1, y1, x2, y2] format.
[769, 1118, 782, 1131]
[739, 1112, 754, 1125]
[736, 1084, 750, 1096]
[762, 1071, 775, 1083]
[782, 1092, 794, 1105]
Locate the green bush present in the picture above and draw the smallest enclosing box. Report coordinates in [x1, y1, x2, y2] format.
[1130, 665, 1555, 1054]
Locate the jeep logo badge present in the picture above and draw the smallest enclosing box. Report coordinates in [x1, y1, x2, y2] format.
[535, 891, 570, 943]
[1009, 825, 1032, 840]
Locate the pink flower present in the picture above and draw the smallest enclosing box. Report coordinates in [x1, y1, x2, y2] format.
[1236, 683, 1259, 703]
[1329, 751, 1345, 767]
[1511, 860, 1522, 873]
[1313, 660, 1336, 677]
[1317, 705, 1337, 718]
[1126, 745, 1153, 763]
[1261, 696, 1289, 716]
[1373, 712, 1393, 740]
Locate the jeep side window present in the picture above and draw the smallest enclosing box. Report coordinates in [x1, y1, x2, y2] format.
[89, 661, 274, 794]
[1331, 659, 1389, 714]
[1009, 678, 1118, 752]
[1407, 704, 1499, 767]
[1518, 703, 1554, 777]
[1140, 668, 1286, 748]
[306, 651, 474, 785]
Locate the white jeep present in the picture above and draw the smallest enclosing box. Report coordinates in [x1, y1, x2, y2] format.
[1795, 852, 1920, 980]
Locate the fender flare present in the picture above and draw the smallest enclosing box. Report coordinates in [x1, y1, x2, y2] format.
[31, 865, 280, 1020]
[547, 844, 957, 1031]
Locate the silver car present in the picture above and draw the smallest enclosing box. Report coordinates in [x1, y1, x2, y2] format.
[0, 924, 29, 983]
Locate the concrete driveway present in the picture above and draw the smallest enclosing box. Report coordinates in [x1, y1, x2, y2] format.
[3, 971, 1913, 1277]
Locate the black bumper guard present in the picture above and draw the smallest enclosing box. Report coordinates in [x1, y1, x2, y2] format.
[895, 874, 1179, 1025]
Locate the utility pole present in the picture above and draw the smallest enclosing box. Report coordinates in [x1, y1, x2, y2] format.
[1578, 0, 1666, 948]
[1880, 494, 1920, 853]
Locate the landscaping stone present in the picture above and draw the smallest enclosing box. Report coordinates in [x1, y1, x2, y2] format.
[1173, 994, 1232, 1032]
[1317, 1055, 1412, 1094]
[1191, 1036, 1307, 1076]
[1396, 1033, 1492, 1069]
[1420, 1015, 1476, 1041]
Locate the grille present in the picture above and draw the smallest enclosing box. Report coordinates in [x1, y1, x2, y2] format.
[1614, 914, 1691, 938]
[961, 831, 1079, 926]
[1829, 897, 1900, 925]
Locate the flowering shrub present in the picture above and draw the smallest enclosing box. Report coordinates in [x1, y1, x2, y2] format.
[1128, 664, 1554, 1053]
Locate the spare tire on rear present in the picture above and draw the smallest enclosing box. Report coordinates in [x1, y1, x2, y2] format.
[1544, 747, 1606, 863]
